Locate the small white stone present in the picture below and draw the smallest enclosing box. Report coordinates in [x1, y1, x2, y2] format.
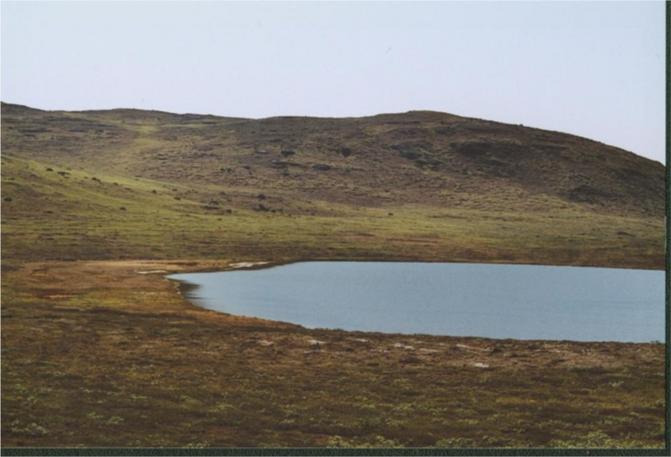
[393, 343, 415, 350]
[351, 338, 369, 343]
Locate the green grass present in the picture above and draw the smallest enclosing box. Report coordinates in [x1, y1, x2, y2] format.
[1, 156, 664, 268]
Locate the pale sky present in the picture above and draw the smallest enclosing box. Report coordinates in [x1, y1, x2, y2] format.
[1, 1, 666, 163]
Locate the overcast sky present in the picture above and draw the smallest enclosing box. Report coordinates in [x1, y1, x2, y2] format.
[1, 1, 666, 163]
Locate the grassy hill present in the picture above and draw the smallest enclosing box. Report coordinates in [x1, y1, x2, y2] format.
[1, 102, 664, 268]
[0, 103, 665, 448]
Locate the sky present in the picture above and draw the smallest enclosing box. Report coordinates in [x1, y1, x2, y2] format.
[1, 1, 666, 163]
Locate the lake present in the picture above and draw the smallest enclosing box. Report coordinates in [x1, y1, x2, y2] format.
[169, 261, 665, 342]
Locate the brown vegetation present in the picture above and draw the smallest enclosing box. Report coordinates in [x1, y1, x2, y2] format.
[1, 260, 665, 448]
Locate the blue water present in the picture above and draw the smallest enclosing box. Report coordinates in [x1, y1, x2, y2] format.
[169, 261, 665, 342]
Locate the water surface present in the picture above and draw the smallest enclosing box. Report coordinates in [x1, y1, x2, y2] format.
[170, 261, 664, 342]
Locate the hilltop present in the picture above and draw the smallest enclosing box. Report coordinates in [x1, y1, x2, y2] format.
[1, 102, 665, 268]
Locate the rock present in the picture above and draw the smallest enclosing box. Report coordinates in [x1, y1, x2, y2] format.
[393, 343, 415, 350]
[400, 355, 421, 364]
[456, 343, 489, 353]
[351, 338, 369, 343]
[340, 147, 352, 157]
[136, 270, 168, 275]
[229, 262, 268, 269]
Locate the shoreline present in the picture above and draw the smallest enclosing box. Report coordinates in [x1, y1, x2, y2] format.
[1, 258, 665, 447]
[165, 258, 665, 345]
[158, 256, 667, 275]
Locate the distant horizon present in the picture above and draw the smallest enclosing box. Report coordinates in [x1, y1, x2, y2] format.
[2, 98, 664, 164]
[1, 1, 665, 162]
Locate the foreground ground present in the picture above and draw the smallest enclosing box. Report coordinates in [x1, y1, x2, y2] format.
[1, 260, 665, 448]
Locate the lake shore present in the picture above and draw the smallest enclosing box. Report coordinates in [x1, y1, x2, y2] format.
[168, 260, 664, 342]
[1, 258, 665, 448]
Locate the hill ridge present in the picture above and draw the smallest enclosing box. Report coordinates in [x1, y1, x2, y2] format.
[2, 101, 661, 165]
[1, 101, 664, 268]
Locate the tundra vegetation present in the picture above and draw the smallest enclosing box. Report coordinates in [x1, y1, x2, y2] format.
[0, 103, 666, 448]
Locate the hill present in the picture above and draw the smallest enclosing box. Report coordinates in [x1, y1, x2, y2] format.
[0, 103, 666, 448]
[1, 102, 665, 268]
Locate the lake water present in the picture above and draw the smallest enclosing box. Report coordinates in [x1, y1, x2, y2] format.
[169, 261, 665, 342]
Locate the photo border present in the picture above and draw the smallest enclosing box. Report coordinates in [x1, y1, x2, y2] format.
[2, 2, 669, 456]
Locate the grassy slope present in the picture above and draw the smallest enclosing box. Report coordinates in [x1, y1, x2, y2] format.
[0, 104, 666, 448]
[1, 102, 666, 269]
[0, 155, 664, 268]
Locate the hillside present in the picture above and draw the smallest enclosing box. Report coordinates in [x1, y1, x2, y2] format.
[0, 103, 666, 449]
[1, 102, 665, 268]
